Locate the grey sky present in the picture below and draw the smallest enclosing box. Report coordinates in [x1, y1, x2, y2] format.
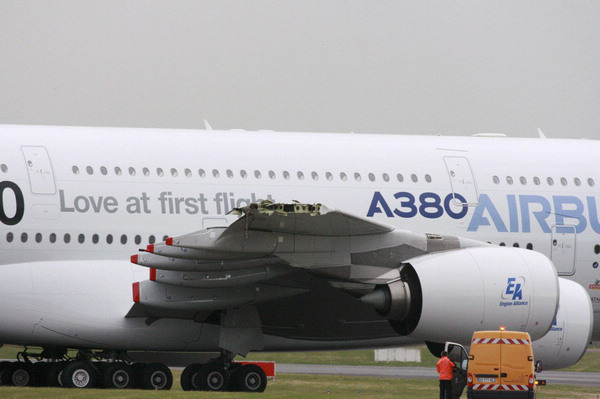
[1, 1, 599, 138]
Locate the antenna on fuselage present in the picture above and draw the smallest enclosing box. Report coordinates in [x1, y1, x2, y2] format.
[204, 120, 213, 130]
[537, 128, 547, 139]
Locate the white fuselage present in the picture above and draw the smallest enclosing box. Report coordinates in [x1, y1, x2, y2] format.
[0, 125, 598, 350]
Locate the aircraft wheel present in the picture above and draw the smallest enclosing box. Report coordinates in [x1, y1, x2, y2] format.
[235, 364, 267, 392]
[140, 362, 172, 390]
[46, 361, 67, 387]
[180, 363, 203, 391]
[62, 360, 97, 388]
[103, 363, 135, 389]
[30, 362, 50, 386]
[194, 363, 230, 391]
[1, 362, 34, 387]
[0, 361, 11, 386]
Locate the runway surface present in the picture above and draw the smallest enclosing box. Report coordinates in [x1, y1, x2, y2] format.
[277, 364, 600, 388]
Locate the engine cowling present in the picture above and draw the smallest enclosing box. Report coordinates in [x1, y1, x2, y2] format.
[362, 247, 563, 344]
[532, 277, 593, 370]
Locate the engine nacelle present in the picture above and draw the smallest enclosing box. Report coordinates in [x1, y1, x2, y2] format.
[362, 247, 562, 344]
[532, 277, 593, 370]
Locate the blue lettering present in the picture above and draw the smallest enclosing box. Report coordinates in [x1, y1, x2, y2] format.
[468, 194, 508, 232]
[519, 195, 551, 233]
[507, 195, 519, 233]
[366, 191, 393, 217]
[587, 196, 600, 234]
[393, 192, 418, 218]
[445, 193, 468, 219]
[554, 196, 587, 234]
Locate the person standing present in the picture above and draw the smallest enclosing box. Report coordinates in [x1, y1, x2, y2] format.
[437, 350, 455, 399]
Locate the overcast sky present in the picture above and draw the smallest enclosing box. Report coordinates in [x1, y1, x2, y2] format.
[1, 1, 598, 138]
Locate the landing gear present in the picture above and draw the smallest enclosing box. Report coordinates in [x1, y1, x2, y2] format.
[139, 362, 173, 390]
[180, 350, 268, 392]
[0, 347, 172, 390]
[234, 364, 268, 392]
[62, 360, 96, 388]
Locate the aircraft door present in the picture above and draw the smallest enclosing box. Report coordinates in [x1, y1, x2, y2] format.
[551, 225, 576, 275]
[443, 157, 478, 206]
[21, 146, 56, 195]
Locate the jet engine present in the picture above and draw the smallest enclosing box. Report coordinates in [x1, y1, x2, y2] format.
[531, 277, 593, 370]
[362, 247, 576, 343]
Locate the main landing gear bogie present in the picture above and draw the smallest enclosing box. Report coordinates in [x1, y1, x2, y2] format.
[0, 349, 173, 390]
[181, 359, 268, 392]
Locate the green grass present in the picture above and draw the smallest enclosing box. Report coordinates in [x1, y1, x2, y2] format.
[0, 373, 599, 398]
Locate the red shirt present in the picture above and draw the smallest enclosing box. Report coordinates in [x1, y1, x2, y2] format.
[437, 356, 454, 380]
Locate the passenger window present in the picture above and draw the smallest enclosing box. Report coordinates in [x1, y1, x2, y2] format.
[297, 171, 305, 180]
[254, 170, 261, 179]
[527, 243, 533, 250]
[78, 234, 85, 244]
[49, 233, 56, 243]
[86, 166, 93, 175]
[269, 170, 276, 179]
[171, 168, 178, 177]
[157, 168, 165, 177]
[185, 168, 192, 177]
[574, 177, 581, 187]
[35, 233, 42, 243]
[135, 235, 142, 245]
[326, 172, 333, 181]
[397, 174, 404, 182]
[121, 235, 127, 245]
[106, 234, 113, 244]
[21, 232, 28, 243]
[6, 232, 13, 243]
[547, 177, 554, 186]
[588, 178, 595, 187]
[411, 174, 418, 183]
[354, 173, 362, 182]
[311, 172, 319, 181]
[143, 167, 150, 176]
[533, 177, 541, 185]
[100, 166, 108, 175]
[115, 167, 122, 176]
[129, 167, 136, 176]
[0, 164, 7, 173]
[240, 170, 247, 179]
[506, 176, 513, 185]
[340, 172, 347, 181]
[72, 166, 80, 175]
[368, 173, 375, 182]
[198, 169, 206, 178]
[213, 169, 220, 178]
[149, 235, 156, 244]
[513, 243, 519, 248]
[64, 233, 71, 243]
[519, 176, 527, 185]
[560, 177, 567, 186]
[226, 169, 234, 178]
[493, 176, 500, 184]
[92, 234, 99, 244]
[283, 171, 290, 180]
[382, 173, 390, 182]
[425, 174, 432, 183]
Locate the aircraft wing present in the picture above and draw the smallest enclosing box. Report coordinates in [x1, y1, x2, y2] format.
[129, 201, 478, 320]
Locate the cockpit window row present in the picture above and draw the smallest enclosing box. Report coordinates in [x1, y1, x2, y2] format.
[4, 232, 168, 246]
[492, 175, 595, 187]
[71, 166, 433, 184]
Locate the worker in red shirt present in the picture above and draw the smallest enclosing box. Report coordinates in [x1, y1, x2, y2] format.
[437, 350, 455, 399]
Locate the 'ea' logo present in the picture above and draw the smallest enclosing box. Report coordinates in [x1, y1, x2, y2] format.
[502, 277, 525, 300]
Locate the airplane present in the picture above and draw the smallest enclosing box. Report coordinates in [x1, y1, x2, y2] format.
[0, 124, 596, 392]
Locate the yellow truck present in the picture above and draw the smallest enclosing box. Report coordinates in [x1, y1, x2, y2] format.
[465, 330, 536, 399]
